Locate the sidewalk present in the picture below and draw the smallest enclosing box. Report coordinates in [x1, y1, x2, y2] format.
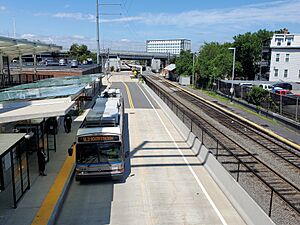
[180, 85, 300, 145]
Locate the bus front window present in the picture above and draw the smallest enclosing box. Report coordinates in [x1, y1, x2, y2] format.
[76, 142, 121, 164]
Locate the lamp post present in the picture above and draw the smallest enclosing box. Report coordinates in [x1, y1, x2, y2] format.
[228, 47, 236, 102]
[192, 52, 197, 87]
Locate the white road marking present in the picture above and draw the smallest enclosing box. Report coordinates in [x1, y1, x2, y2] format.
[137, 83, 228, 225]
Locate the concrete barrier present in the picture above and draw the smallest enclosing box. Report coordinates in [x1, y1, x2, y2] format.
[143, 84, 275, 225]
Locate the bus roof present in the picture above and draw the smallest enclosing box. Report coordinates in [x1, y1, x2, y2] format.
[77, 127, 121, 137]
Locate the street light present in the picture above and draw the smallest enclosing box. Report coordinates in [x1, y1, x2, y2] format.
[192, 52, 197, 87]
[228, 47, 236, 102]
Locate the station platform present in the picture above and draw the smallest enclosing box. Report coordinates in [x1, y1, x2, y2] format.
[0, 72, 247, 225]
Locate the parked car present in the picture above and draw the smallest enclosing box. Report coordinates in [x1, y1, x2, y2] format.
[59, 58, 67, 66]
[259, 84, 273, 91]
[45, 60, 59, 66]
[275, 89, 293, 96]
[273, 82, 292, 90]
[71, 60, 78, 68]
[239, 82, 253, 87]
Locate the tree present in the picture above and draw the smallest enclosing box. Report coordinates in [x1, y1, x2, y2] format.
[68, 43, 94, 63]
[195, 42, 241, 87]
[175, 50, 193, 76]
[233, 29, 274, 80]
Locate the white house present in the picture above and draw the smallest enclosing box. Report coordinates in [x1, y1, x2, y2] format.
[269, 34, 300, 82]
[146, 39, 191, 55]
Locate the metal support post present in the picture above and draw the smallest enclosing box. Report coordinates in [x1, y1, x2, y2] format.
[269, 190, 274, 217]
[10, 151, 17, 208]
[237, 162, 240, 182]
[96, 0, 101, 66]
[296, 97, 299, 121]
[192, 52, 195, 87]
[280, 95, 283, 115]
[229, 47, 236, 102]
[33, 53, 37, 81]
[216, 141, 219, 159]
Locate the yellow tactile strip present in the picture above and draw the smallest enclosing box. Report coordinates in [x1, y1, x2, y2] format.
[163, 78, 300, 151]
[31, 153, 75, 225]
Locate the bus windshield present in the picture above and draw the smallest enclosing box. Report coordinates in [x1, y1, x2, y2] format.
[76, 142, 121, 164]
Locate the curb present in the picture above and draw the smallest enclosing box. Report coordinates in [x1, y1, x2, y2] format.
[47, 165, 75, 225]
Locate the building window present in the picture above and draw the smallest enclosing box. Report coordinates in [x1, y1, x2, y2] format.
[285, 54, 290, 62]
[274, 69, 278, 77]
[276, 54, 280, 62]
[284, 69, 288, 78]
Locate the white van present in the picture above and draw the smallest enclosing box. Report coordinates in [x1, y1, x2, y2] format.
[259, 84, 273, 91]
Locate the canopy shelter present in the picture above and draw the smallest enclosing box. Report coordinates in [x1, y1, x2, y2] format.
[0, 133, 30, 208]
[2, 74, 102, 91]
[0, 36, 61, 58]
[0, 36, 62, 88]
[0, 97, 76, 124]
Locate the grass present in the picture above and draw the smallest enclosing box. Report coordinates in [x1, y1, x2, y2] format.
[198, 89, 277, 124]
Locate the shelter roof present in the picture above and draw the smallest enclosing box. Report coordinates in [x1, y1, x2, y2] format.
[0, 98, 75, 124]
[0, 36, 62, 58]
[0, 133, 25, 156]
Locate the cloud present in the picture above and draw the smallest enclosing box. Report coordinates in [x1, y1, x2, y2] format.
[138, 0, 300, 27]
[18, 33, 144, 51]
[53, 12, 95, 21]
[34, 0, 300, 28]
[0, 6, 6, 11]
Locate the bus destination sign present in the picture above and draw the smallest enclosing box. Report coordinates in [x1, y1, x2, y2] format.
[78, 135, 119, 143]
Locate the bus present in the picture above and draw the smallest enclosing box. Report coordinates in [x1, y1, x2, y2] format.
[68, 88, 128, 180]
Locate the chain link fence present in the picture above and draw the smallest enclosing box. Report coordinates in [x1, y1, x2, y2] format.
[217, 80, 300, 122]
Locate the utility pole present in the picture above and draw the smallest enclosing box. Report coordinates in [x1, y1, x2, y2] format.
[228, 47, 236, 102]
[96, 0, 101, 66]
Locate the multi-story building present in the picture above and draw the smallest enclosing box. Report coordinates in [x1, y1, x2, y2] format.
[146, 39, 191, 55]
[269, 33, 300, 82]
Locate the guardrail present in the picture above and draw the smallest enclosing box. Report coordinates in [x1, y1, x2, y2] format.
[145, 76, 300, 222]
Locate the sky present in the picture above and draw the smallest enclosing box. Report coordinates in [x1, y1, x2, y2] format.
[1, 0, 300, 51]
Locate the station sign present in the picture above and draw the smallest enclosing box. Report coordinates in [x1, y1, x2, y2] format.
[78, 135, 119, 143]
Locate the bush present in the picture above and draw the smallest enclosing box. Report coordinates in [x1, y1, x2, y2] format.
[246, 86, 269, 106]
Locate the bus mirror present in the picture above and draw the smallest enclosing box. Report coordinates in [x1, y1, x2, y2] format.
[125, 151, 130, 158]
[68, 148, 73, 156]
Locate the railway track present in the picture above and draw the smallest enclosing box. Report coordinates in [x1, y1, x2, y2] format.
[164, 81, 300, 171]
[144, 74, 300, 217]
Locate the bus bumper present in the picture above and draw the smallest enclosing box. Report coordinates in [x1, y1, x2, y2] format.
[75, 171, 124, 181]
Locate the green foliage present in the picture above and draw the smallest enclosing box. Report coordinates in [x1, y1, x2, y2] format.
[195, 42, 242, 87]
[68, 43, 95, 63]
[175, 50, 193, 76]
[233, 29, 274, 80]
[111, 66, 115, 72]
[246, 86, 269, 106]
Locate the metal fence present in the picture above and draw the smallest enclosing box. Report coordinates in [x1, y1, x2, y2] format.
[217, 80, 300, 122]
[145, 78, 300, 224]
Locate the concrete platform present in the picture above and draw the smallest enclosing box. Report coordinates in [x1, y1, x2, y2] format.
[55, 72, 246, 225]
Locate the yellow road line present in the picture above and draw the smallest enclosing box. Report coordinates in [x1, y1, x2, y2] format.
[122, 82, 135, 109]
[162, 78, 300, 151]
[31, 154, 75, 225]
